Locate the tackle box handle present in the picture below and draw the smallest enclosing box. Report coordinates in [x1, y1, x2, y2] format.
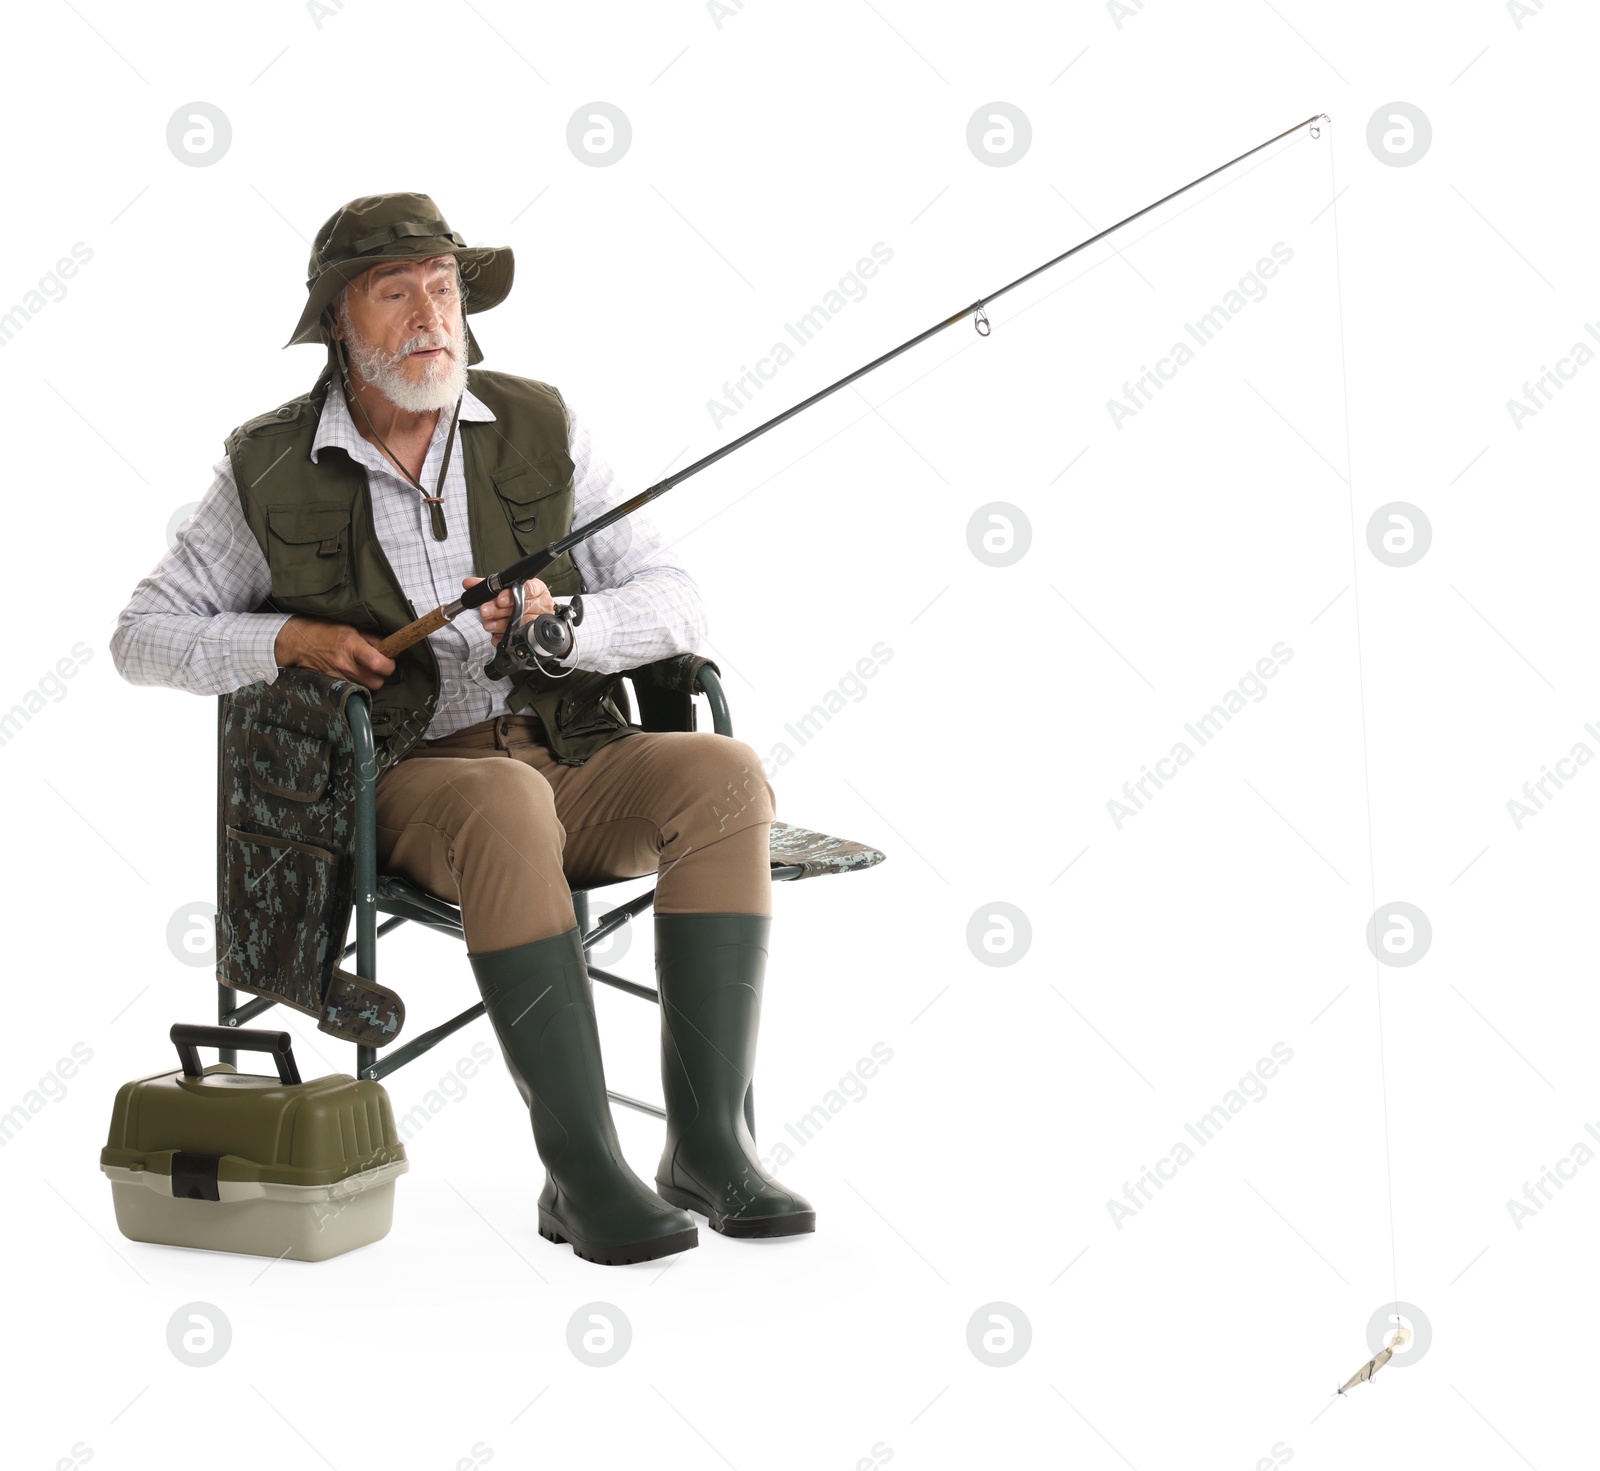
[170, 1024, 303, 1086]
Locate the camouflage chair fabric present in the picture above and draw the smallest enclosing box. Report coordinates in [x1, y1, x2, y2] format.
[216, 667, 404, 1047]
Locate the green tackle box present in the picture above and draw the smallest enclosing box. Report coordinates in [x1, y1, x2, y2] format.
[100, 1025, 408, 1262]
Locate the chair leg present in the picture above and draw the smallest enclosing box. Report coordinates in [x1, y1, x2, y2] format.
[216, 979, 236, 1070]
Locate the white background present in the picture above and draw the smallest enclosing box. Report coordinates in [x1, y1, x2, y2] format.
[2, 1, 1594, 1467]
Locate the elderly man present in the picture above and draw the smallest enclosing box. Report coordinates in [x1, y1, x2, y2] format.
[112, 192, 814, 1265]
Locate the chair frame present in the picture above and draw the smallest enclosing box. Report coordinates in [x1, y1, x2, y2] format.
[215, 664, 802, 1125]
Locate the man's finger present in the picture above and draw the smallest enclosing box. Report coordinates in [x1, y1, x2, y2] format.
[353, 639, 396, 674]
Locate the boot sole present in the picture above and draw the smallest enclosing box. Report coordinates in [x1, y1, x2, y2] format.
[538, 1208, 698, 1266]
[655, 1183, 816, 1238]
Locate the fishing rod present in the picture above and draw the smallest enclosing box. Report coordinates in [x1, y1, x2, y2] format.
[378, 110, 1330, 668]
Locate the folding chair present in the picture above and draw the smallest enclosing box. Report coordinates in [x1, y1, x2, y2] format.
[213, 657, 887, 1132]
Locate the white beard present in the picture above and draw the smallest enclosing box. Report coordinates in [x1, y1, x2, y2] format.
[336, 298, 469, 412]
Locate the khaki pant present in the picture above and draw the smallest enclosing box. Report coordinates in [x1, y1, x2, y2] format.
[374, 714, 776, 954]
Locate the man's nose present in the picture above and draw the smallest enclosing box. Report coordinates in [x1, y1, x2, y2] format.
[411, 294, 446, 335]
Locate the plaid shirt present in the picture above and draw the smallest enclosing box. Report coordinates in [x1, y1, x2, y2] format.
[111, 377, 707, 739]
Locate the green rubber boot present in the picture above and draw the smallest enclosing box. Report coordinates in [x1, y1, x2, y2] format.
[653, 912, 816, 1237]
[470, 926, 697, 1265]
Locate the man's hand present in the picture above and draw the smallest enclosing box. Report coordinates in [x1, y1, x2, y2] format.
[274, 616, 396, 691]
[466, 575, 554, 646]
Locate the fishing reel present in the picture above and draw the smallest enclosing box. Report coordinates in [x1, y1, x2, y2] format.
[483, 580, 584, 681]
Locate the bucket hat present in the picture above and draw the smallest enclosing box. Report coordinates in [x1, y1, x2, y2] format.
[285, 191, 512, 366]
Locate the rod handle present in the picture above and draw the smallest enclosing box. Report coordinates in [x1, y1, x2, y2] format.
[377, 605, 451, 658]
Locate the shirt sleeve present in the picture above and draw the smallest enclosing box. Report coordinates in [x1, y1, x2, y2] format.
[109, 459, 292, 695]
[549, 402, 708, 675]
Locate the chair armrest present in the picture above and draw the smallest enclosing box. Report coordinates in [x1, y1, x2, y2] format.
[626, 653, 720, 694]
[220, 665, 368, 748]
[622, 654, 731, 737]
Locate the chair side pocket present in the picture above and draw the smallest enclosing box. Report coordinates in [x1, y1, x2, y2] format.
[218, 825, 338, 1016]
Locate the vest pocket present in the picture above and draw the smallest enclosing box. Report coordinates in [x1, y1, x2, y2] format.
[492, 458, 575, 555]
[554, 681, 633, 740]
[265, 503, 354, 597]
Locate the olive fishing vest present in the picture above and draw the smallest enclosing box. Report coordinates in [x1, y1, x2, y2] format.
[224, 367, 643, 773]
